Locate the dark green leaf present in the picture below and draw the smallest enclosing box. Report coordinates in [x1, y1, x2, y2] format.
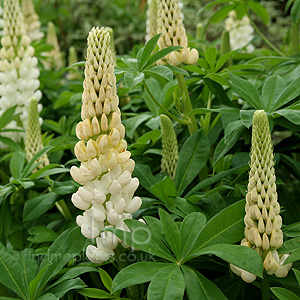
[140, 34, 161, 70]
[271, 287, 300, 300]
[28, 226, 58, 243]
[175, 129, 210, 196]
[23, 192, 58, 221]
[205, 47, 217, 71]
[125, 113, 152, 139]
[145, 66, 173, 81]
[150, 176, 177, 205]
[274, 109, 300, 125]
[46, 278, 86, 298]
[240, 110, 255, 128]
[9, 152, 25, 179]
[133, 163, 158, 191]
[182, 266, 228, 300]
[76, 288, 115, 299]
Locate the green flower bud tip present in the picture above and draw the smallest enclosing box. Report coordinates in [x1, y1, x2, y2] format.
[230, 110, 292, 282]
[25, 98, 49, 169]
[160, 114, 178, 180]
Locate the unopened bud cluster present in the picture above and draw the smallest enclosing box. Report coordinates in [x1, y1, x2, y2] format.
[0, 0, 41, 144]
[225, 10, 254, 52]
[71, 27, 142, 264]
[230, 110, 292, 283]
[157, 0, 198, 65]
[25, 98, 49, 169]
[160, 114, 178, 180]
[22, 0, 43, 41]
[146, 0, 158, 42]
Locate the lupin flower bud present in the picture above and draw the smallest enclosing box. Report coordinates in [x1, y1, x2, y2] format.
[146, 0, 158, 42]
[71, 27, 142, 264]
[21, 0, 43, 41]
[25, 98, 49, 169]
[230, 110, 292, 282]
[44, 22, 64, 70]
[156, 0, 199, 65]
[0, 4, 3, 36]
[67, 46, 80, 80]
[0, 0, 42, 145]
[160, 114, 178, 180]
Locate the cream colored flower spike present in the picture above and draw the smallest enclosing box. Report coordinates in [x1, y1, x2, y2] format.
[71, 27, 142, 264]
[146, 0, 158, 42]
[25, 98, 49, 169]
[157, 0, 198, 66]
[230, 110, 292, 282]
[0, 0, 42, 145]
[21, 0, 44, 41]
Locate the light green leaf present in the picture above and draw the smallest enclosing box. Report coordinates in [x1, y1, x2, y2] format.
[76, 288, 115, 299]
[274, 109, 300, 125]
[9, 152, 25, 179]
[291, 0, 300, 23]
[125, 113, 152, 139]
[145, 66, 173, 81]
[248, 1, 269, 24]
[112, 262, 170, 292]
[205, 47, 217, 71]
[140, 34, 161, 70]
[46, 278, 86, 298]
[240, 110, 255, 128]
[124, 72, 144, 90]
[99, 268, 113, 293]
[148, 265, 185, 300]
[150, 176, 177, 206]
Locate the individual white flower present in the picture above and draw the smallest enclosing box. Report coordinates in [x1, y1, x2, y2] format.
[225, 10, 255, 52]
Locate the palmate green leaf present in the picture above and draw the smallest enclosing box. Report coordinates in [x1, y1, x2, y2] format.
[0, 105, 19, 130]
[228, 72, 261, 109]
[262, 75, 286, 112]
[278, 238, 300, 254]
[180, 212, 207, 258]
[143, 46, 182, 70]
[0, 136, 23, 152]
[284, 248, 300, 264]
[248, 1, 269, 24]
[121, 58, 138, 71]
[271, 287, 300, 300]
[9, 152, 25, 179]
[150, 176, 177, 206]
[175, 129, 210, 196]
[0, 243, 28, 299]
[99, 268, 114, 294]
[139, 34, 161, 70]
[124, 71, 144, 90]
[147, 265, 185, 300]
[125, 113, 152, 139]
[192, 244, 263, 277]
[159, 209, 181, 259]
[143, 216, 165, 240]
[76, 288, 115, 299]
[214, 50, 238, 72]
[112, 262, 170, 293]
[270, 76, 300, 112]
[28, 226, 58, 243]
[294, 269, 300, 286]
[182, 266, 228, 300]
[283, 222, 300, 237]
[23, 192, 58, 221]
[184, 200, 245, 261]
[166, 65, 189, 76]
[210, 3, 237, 24]
[36, 294, 58, 300]
[144, 66, 173, 81]
[204, 73, 228, 86]
[240, 110, 255, 128]
[108, 220, 174, 261]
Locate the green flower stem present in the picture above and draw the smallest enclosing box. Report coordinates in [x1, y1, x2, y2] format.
[142, 80, 191, 125]
[292, 21, 299, 55]
[261, 272, 270, 300]
[115, 245, 140, 299]
[176, 74, 198, 134]
[203, 92, 212, 134]
[248, 16, 286, 57]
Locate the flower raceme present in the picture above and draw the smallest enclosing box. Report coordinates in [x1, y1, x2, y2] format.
[156, 0, 198, 66]
[70, 27, 142, 264]
[230, 110, 292, 283]
[0, 0, 41, 144]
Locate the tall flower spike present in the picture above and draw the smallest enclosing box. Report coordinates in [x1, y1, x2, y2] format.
[21, 0, 44, 41]
[156, 0, 199, 66]
[67, 46, 80, 80]
[0, 4, 3, 36]
[160, 114, 178, 180]
[0, 0, 42, 144]
[230, 110, 292, 283]
[25, 98, 49, 169]
[45, 22, 64, 70]
[71, 27, 142, 264]
[146, 0, 158, 42]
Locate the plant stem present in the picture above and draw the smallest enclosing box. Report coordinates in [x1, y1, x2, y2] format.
[248, 17, 286, 57]
[115, 245, 140, 299]
[203, 92, 212, 134]
[261, 272, 270, 300]
[292, 21, 299, 55]
[176, 74, 198, 134]
[142, 80, 190, 125]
